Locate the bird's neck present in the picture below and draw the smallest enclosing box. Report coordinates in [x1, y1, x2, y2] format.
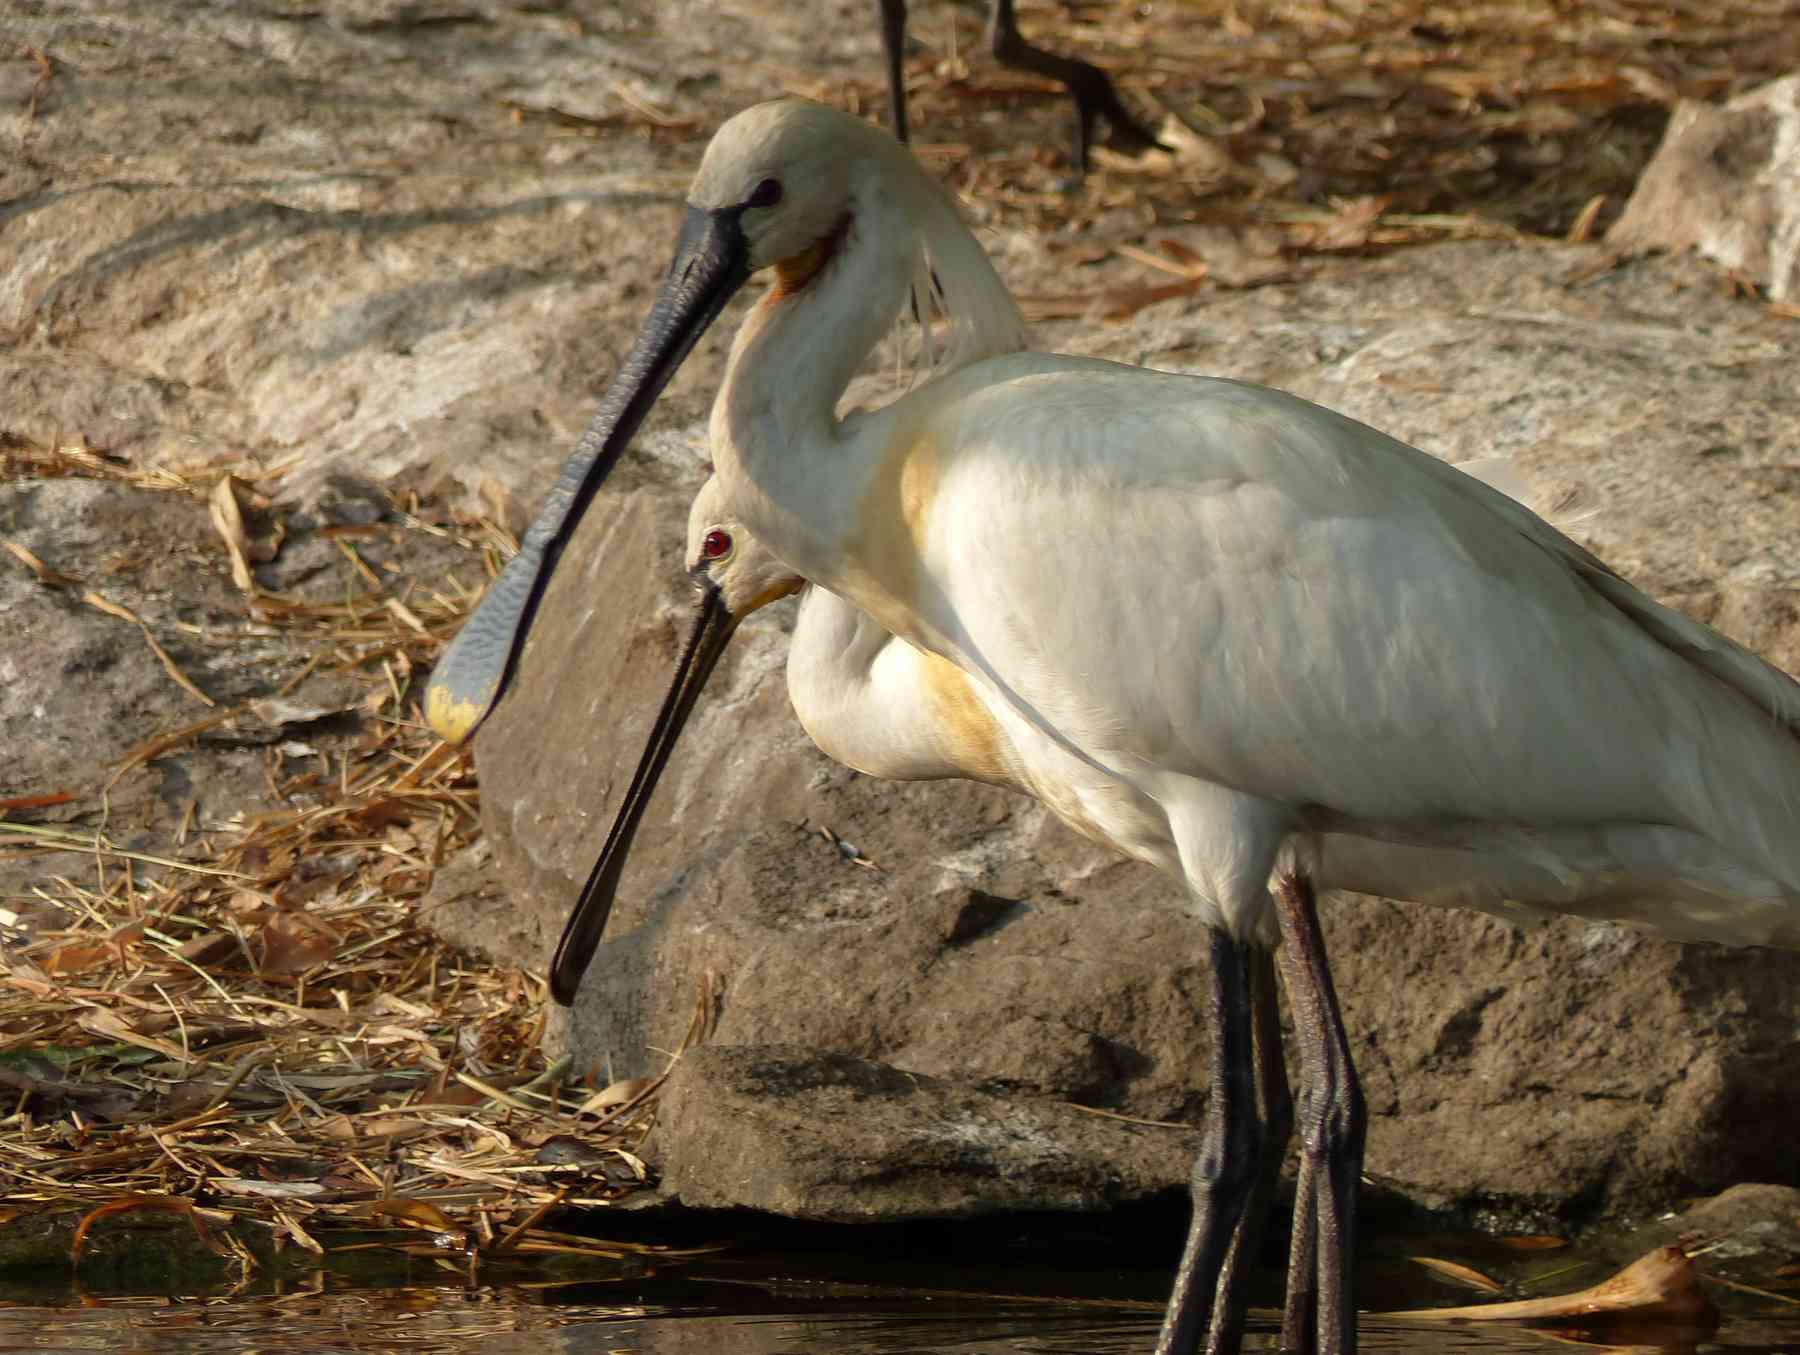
[709, 198, 915, 592]
[786, 582, 883, 737]
[791, 581, 888, 690]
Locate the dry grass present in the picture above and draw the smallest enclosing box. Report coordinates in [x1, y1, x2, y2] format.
[0, 442, 695, 1273]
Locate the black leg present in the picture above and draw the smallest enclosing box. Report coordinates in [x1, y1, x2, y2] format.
[1272, 870, 1364, 1355]
[876, 0, 910, 144]
[986, 0, 1167, 173]
[1155, 929, 1263, 1355]
[1280, 1140, 1320, 1351]
[1206, 947, 1292, 1355]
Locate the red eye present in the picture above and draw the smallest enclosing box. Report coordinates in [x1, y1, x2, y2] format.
[701, 529, 732, 560]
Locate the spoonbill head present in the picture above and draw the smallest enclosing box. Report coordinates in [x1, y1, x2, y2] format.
[547, 473, 1028, 1005]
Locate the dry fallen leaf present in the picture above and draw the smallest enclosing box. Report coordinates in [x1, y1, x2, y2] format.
[209, 474, 257, 594]
[211, 1178, 329, 1199]
[44, 942, 118, 977]
[366, 1196, 469, 1250]
[1499, 1234, 1572, 1252]
[1305, 195, 1393, 252]
[256, 913, 340, 977]
[585, 1077, 656, 1112]
[478, 476, 517, 534]
[177, 930, 238, 965]
[1411, 1255, 1506, 1293]
[0, 790, 79, 813]
[76, 1008, 189, 1061]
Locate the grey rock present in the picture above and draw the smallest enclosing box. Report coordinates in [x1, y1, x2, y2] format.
[0, 0, 889, 518]
[0, 476, 389, 919]
[651, 1045, 1201, 1220]
[1608, 74, 1800, 302]
[1626, 1183, 1800, 1282]
[0, 479, 243, 798]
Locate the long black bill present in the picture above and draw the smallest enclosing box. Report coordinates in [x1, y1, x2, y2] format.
[549, 583, 740, 1006]
[425, 205, 752, 746]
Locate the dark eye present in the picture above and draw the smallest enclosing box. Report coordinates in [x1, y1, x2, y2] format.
[746, 177, 782, 209]
[701, 529, 732, 560]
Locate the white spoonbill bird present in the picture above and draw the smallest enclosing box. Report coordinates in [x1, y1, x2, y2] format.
[426, 100, 1800, 1355]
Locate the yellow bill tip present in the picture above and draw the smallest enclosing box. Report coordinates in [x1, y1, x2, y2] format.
[425, 679, 493, 747]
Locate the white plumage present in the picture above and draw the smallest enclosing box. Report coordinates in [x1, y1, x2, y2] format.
[688, 465, 1800, 953]
[692, 102, 1800, 952]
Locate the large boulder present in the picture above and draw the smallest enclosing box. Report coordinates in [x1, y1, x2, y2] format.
[651, 1045, 1203, 1221]
[449, 238, 1800, 1224]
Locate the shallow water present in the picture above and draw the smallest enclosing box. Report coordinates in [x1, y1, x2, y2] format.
[2, 1266, 1797, 1355]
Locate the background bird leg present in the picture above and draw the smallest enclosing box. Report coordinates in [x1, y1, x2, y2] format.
[1206, 947, 1294, 1355]
[1154, 929, 1263, 1355]
[1273, 870, 1365, 1355]
[876, 0, 910, 144]
[986, 0, 1168, 172]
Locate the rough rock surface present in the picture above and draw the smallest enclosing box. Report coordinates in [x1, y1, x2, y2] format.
[651, 1045, 1202, 1221]
[0, 475, 465, 910]
[1627, 1183, 1800, 1281]
[1608, 74, 1800, 302]
[1, 0, 887, 516]
[0, 480, 243, 804]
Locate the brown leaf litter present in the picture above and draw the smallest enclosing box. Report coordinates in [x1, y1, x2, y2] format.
[0, 440, 703, 1278]
[839, 0, 1800, 320]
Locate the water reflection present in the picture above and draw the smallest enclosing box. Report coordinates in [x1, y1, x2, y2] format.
[543, 1309, 1741, 1355]
[0, 1291, 1793, 1354]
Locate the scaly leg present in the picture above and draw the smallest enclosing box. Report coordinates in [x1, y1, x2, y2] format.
[987, 0, 1167, 173]
[1206, 947, 1293, 1355]
[1272, 870, 1365, 1355]
[1280, 1135, 1320, 1349]
[1154, 929, 1264, 1355]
